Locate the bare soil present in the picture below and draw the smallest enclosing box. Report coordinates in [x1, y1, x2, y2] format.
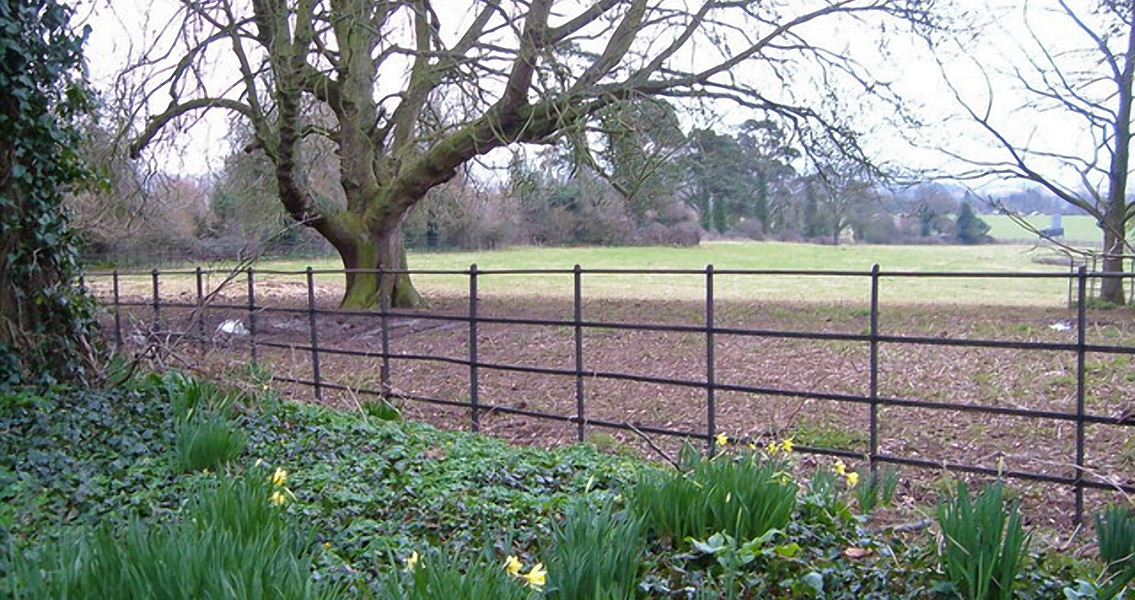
[100, 281, 1135, 534]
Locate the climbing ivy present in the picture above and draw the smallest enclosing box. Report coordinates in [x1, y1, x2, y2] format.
[0, 0, 100, 386]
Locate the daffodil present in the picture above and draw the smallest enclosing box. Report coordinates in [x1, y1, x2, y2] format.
[522, 563, 546, 589]
[747, 442, 757, 451]
[833, 460, 847, 476]
[271, 468, 288, 487]
[715, 433, 729, 447]
[780, 438, 794, 453]
[765, 441, 779, 455]
[403, 550, 420, 573]
[269, 490, 286, 505]
[503, 555, 523, 577]
[845, 471, 860, 488]
[322, 542, 332, 550]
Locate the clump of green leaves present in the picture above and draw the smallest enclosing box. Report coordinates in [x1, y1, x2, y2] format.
[936, 481, 1030, 600]
[6, 472, 341, 600]
[1095, 504, 1135, 597]
[680, 529, 823, 600]
[172, 413, 247, 473]
[166, 372, 246, 473]
[854, 466, 900, 513]
[378, 548, 538, 600]
[546, 498, 646, 600]
[630, 445, 797, 544]
[363, 398, 402, 421]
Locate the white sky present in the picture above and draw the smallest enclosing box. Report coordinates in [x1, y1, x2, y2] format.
[76, 0, 1118, 195]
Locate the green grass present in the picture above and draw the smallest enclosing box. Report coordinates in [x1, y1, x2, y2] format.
[99, 241, 1079, 307]
[985, 214, 1101, 244]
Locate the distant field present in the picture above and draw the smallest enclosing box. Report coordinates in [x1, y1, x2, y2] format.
[984, 214, 1101, 244]
[93, 241, 1090, 308]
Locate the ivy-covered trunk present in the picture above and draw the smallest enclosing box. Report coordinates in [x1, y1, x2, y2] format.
[0, 0, 97, 385]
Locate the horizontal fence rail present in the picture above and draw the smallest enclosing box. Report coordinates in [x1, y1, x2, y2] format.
[88, 264, 1135, 524]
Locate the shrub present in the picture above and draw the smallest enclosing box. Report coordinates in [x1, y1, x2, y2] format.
[936, 481, 1030, 600]
[6, 473, 338, 600]
[546, 498, 646, 600]
[630, 445, 797, 544]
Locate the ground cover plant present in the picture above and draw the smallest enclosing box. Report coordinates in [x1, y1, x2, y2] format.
[1, 372, 1129, 598]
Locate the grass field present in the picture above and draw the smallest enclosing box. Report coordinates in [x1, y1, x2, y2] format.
[95, 241, 1090, 307]
[985, 214, 1102, 244]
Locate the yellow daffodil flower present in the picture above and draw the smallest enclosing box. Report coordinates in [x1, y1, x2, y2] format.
[322, 542, 331, 550]
[765, 442, 779, 455]
[269, 490, 286, 505]
[272, 468, 288, 487]
[780, 438, 794, 453]
[523, 563, 546, 589]
[833, 460, 847, 476]
[846, 472, 860, 488]
[747, 442, 757, 451]
[715, 433, 729, 447]
[403, 551, 420, 573]
[503, 555, 523, 577]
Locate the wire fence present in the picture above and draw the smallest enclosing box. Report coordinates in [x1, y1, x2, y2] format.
[89, 264, 1135, 524]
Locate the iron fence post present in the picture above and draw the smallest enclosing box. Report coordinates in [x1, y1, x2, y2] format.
[574, 264, 585, 442]
[870, 264, 880, 472]
[151, 268, 160, 331]
[112, 268, 123, 347]
[469, 264, 480, 432]
[247, 268, 258, 364]
[1074, 265, 1087, 524]
[706, 264, 716, 457]
[378, 267, 392, 394]
[306, 267, 323, 401]
[195, 266, 205, 351]
[1067, 259, 1075, 310]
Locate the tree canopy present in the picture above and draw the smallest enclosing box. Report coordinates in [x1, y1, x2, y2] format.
[126, 0, 936, 307]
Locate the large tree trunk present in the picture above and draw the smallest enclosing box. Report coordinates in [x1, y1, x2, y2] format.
[335, 220, 424, 309]
[1099, 211, 1127, 306]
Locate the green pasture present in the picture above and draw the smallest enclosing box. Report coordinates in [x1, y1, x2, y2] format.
[93, 242, 1086, 307]
[985, 214, 1101, 244]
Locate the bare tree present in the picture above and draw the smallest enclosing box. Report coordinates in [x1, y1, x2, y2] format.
[814, 159, 880, 245]
[937, 0, 1134, 304]
[127, 0, 935, 308]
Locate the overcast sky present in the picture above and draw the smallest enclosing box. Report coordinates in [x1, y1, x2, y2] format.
[76, 0, 1119, 196]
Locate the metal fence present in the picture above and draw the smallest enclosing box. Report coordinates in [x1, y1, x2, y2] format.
[90, 264, 1135, 524]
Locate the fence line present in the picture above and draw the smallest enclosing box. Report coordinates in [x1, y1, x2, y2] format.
[91, 264, 1135, 524]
